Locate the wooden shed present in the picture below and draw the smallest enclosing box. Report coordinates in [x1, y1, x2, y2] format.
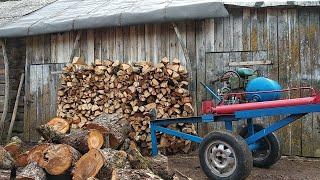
[0, 0, 319, 157]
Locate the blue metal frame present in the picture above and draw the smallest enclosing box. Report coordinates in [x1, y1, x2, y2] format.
[150, 104, 320, 156]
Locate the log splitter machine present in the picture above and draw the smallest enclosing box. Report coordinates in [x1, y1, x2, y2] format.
[150, 67, 320, 180]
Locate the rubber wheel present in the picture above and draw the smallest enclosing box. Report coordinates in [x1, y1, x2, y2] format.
[239, 124, 281, 168]
[199, 131, 253, 180]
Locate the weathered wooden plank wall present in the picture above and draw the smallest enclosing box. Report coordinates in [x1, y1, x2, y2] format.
[0, 38, 25, 138]
[23, 6, 320, 157]
[204, 6, 320, 157]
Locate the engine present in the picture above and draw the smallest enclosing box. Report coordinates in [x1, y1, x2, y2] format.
[212, 68, 282, 104]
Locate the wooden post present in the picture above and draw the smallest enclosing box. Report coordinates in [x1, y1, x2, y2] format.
[69, 31, 82, 63]
[7, 73, 25, 141]
[0, 40, 10, 142]
[172, 23, 193, 85]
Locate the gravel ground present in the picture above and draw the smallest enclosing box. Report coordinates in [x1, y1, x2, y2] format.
[169, 153, 320, 180]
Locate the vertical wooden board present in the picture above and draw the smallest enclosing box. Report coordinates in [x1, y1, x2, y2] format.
[257, 8, 267, 51]
[250, 9, 259, 51]
[309, 8, 320, 157]
[41, 65, 50, 126]
[80, 30, 88, 63]
[57, 33, 64, 63]
[62, 32, 70, 63]
[223, 16, 232, 52]
[43, 35, 51, 63]
[214, 18, 224, 52]
[31, 36, 39, 64]
[299, 8, 313, 157]
[195, 20, 206, 136]
[277, 8, 291, 155]
[101, 28, 109, 60]
[186, 21, 197, 115]
[177, 22, 187, 66]
[287, 8, 302, 156]
[232, 8, 243, 51]
[153, 23, 161, 64]
[108, 27, 116, 61]
[205, 19, 215, 52]
[49, 65, 57, 118]
[128, 25, 138, 63]
[94, 29, 102, 60]
[23, 37, 32, 141]
[137, 25, 145, 61]
[145, 24, 153, 61]
[87, 30, 95, 65]
[50, 34, 57, 63]
[122, 26, 130, 62]
[242, 8, 251, 51]
[266, 8, 279, 81]
[159, 23, 170, 60]
[115, 27, 124, 61]
[169, 24, 179, 63]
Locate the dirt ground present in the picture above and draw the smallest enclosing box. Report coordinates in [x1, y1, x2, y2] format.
[169, 153, 320, 180]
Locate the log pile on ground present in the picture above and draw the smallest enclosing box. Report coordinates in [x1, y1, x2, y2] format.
[0, 114, 193, 179]
[56, 58, 196, 154]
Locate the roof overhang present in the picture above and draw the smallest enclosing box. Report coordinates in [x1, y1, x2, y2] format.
[0, 0, 229, 38]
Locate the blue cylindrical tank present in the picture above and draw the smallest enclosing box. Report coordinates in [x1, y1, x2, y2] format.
[246, 77, 282, 102]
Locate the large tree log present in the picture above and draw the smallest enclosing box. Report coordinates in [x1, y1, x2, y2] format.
[27, 143, 51, 168]
[72, 148, 130, 180]
[42, 144, 81, 175]
[37, 125, 104, 154]
[0, 146, 15, 169]
[85, 113, 131, 149]
[46, 117, 70, 134]
[128, 148, 172, 180]
[16, 162, 46, 180]
[111, 169, 162, 180]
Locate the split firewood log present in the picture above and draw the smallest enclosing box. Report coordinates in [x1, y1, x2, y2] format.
[111, 169, 162, 180]
[0, 146, 15, 169]
[46, 117, 70, 133]
[72, 148, 130, 180]
[37, 125, 104, 153]
[42, 144, 81, 175]
[16, 162, 46, 180]
[85, 113, 131, 149]
[57, 59, 197, 154]
[4, 136, 22, 160]
[0, 169, 12, 179]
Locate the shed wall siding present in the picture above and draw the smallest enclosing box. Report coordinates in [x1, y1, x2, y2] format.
[0, 38, 25, 138]
[24, 6, 320, 157]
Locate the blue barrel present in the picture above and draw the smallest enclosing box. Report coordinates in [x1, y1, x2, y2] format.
[246, 77, 282, 102]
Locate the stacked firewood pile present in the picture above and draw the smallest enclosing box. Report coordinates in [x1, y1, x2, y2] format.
[56, 58, 196, 154]
[0, 114, 191, 179]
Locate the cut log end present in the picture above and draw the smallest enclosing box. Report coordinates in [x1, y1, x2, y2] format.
[88, 129, 104, 150]
[46, 117, 70, 134]
[43, 144, 81, 175]
[72, 148, 105, 180]
[0, 146, 15, 169]
[27, 143, 51, 168]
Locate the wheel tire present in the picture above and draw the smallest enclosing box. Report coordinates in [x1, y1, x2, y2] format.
[239, 124, 281, 168]
[199, 131, 253, 180]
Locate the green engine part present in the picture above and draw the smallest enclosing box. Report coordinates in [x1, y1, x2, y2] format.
[236, 68, 255, 77]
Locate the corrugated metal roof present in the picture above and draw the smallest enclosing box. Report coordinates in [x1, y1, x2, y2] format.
[0, 0, 229, 38]
[0, 0, 56, 27]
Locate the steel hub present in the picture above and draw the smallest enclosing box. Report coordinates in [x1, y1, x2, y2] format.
[205, 141, 237, 177]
